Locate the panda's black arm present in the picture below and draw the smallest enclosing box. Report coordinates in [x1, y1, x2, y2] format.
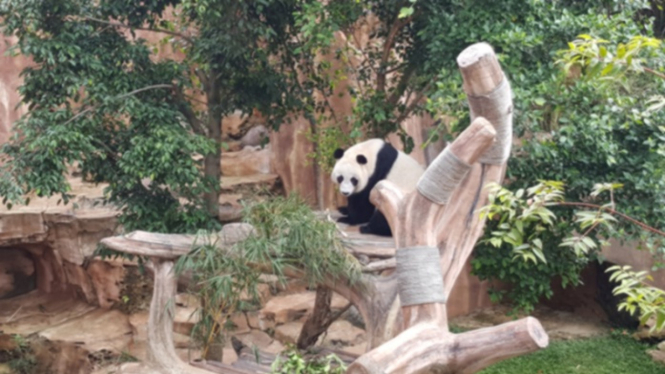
[337, 193, 374, 225]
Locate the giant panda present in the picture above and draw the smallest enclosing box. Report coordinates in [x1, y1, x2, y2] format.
[331, 138, 425, 236]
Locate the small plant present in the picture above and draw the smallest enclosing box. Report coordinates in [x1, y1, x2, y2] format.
[271, 347, 347, 374]
[8, 335, 36, 374]
[175, 194, 361, 360]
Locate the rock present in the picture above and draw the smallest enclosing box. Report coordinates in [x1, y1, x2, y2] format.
[176, 347, 201, 363]
[176, 293, 201, 309]
[341, 305, 365, 329]
[649, 349, 665, 365]
[85, 259, 125, 308]
[221, 173, 280, 191]
[240, 125, 269, 148]
[39, 309, 132, 353]
[246, 309, 276, 331]
[269, 118, 318, 207]
[235, 330, 284, 354]
[218, 194, 243, 222]
[221, 110, 266, 140]
[260, 291, 348, 325]
[319, 320, 366, 347]
[0, 179, 120, 308]
[341, 342, 367, 356]
[273, 278, 310, 295]
[30, 338, 94, 374]
[223, 345, 239, 364]
[221, 145, 273, 177]
[0, 291, 97, 335]
[219, 223, 256, 245]
[173, 303, 201, 336]
[658, 340, 665, 351]
[228, 312, 251, 334]
[274, 322, 303, 345]
[129, 311, 150, 341]
[173, 332, 192, 349]
[0, 248, 35, 299]
[240, 283, 272, 305]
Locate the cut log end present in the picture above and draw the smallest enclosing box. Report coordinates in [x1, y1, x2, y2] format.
[526, 316, 549, 348]
[456, 42, 496, 68]
[448, 116, 496, 164]
[457, 43, 505, 96]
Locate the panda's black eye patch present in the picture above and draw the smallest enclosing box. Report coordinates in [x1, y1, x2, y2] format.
[356, 155, 367, 164]
[351, 177, 358, 186]
[337, 176, 343, 183]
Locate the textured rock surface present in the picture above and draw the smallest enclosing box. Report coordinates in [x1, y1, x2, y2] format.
[260, 291, 348, 325]
[0, 248, 35, 299]
[0, 179, 119, 306]
[39, 309, 133, 352]
[221, 145, 273, 176]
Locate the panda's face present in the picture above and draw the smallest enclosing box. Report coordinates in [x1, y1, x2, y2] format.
[331, 147, 372, 196]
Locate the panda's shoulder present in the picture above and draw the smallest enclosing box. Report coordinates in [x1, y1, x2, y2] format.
[349, 138, 386, 155]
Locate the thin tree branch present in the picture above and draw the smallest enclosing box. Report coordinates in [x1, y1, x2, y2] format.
[173, 87, 206, 136]
[63, 84, 175, 126]
[557, 201, 665, 237]
[386, 64, 417, 106]
[394, 83, 431, 124]
[78, 16, 194, 44]
[643, 66, 665, 80]
[376, 11, 412, 93]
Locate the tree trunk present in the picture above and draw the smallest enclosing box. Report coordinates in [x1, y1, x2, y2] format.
[204, 72, 223, 218]
[297, 286, 334, 349]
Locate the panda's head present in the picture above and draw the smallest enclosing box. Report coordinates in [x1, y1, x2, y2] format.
[331, 139, 382, 196]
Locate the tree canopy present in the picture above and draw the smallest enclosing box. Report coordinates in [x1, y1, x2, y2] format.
[0, 0, 310, 232]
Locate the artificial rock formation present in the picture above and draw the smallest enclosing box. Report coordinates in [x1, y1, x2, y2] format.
[0, 189, 121, 307]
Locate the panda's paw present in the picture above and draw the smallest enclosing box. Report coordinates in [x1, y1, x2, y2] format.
[336, 216, 352, 224]
[359, 224, 373, 234]
[337, 206, 349, 215]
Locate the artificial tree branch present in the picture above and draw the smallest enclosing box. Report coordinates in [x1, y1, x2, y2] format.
[349, 42, 547, 374]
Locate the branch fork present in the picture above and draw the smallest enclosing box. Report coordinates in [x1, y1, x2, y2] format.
[347, 42, 548, 374]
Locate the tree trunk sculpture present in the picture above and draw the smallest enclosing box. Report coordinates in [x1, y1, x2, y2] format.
[99, 42, 549, 374]
[345, 42, 548, 374]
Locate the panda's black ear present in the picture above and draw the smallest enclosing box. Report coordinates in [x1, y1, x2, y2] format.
[356, 155, 368, 165]
[333, 148, 345, 160]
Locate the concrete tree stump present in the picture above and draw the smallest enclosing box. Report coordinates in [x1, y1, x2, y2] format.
[100, 232, 211, 374]
[345, 42, 548, 373]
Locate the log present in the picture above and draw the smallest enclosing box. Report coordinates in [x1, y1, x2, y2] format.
[349, 318, 548, 374]
[346, 42, 548, 374]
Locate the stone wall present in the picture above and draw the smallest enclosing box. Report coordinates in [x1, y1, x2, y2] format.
[0, 185, 123, 307]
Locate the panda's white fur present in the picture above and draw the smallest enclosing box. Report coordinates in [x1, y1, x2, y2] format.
[331, 138, 425, 236]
